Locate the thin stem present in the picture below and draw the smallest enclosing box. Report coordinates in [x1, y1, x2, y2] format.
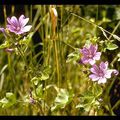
[37, 101, 44, 115]
[110, 52, 120, 67]
[54, 39, 60, 88]
[11, 5, 15, 15]
[61, 41, 76, 50]
[16, 45, 26, 64]
[3, 5, 7, 26]
[112, 100, 120, 111]
[7, 53, 16, 86]
[108, 21, 120, 40]
[30, 5, 32, 23]
[67, 11, 119, 41]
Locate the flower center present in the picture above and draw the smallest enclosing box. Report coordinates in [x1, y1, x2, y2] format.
[87, 50, 93, 58]
[16, 26, 20, 31]
[98, 71, 104, 77]
[88, 54, 93, 58]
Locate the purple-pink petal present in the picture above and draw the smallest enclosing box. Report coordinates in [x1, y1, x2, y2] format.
[90, 67, 98, 75]
[105, 70, 112, 78]
[92, 64, 99, 74]
[19, 15, 29, 27]
[112, 70, 119, 76]
[21, 25, 32, 32]
[89, 59, 95, 65]
[19, 15, 25, 22]
[7, 17, 13, 25]
[98, 78, 107, 84]
[81, 47, 89, 55]
[81, 57, 89, 64]
[90, 44, 97, 54]
[89, 74, 99, 81]
[100, 61, 108, 70]
[10, 16, 19, 27]
[93, 52, 101, 60]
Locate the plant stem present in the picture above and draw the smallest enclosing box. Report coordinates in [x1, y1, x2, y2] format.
[112, 100, 120, 111]
[3, 5, 7, 26]
[68, 11, 120, 41]
[54, 39, 60, 88]
[61, 41, 76, 50]
[7, 53, 15, 86]
[110, 52, 120, 67]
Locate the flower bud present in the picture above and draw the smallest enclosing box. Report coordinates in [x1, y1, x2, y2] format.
[50, 5, 58, 37]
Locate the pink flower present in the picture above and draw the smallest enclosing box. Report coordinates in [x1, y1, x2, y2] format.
[7, 15, 32, 35]
[89, 61, 119, 84]
[80, 44, 101, 65]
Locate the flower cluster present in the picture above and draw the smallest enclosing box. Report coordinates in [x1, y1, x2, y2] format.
[80, 44, 119, 84]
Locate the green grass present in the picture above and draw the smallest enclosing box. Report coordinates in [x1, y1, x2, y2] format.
[0, 5, 120, 115]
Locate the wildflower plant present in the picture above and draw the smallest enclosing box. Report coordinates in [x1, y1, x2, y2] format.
[0, 5, 120, 116]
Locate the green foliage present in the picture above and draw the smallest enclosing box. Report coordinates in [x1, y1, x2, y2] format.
[106, 42, 118, 50]
[0, 92, 16, 108]
[66, 49, 80, 63]
[76, 84, 102, 112]
[51, 89, 74, 111]
[31, 65, 51, 85]
[0, 5, 120, 115]
[19, 32, 33, 45]
[0, 41, 10, 49]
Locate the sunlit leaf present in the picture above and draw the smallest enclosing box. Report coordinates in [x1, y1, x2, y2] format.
[0, 92, 16, 108]
[40, 72, 49, 81]
[31, 77, 39, 85]
[51, 89, 74, 111]
[66, 50, 80, 63]
[36, 84, 43, 97]
[106, 42, 118, 50]
[0, 41, 9, 49]
[76, 85, 102, 112]
[19, 32, 33, 45]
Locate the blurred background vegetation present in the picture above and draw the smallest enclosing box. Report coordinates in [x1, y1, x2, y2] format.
[0, 5, 120, 115]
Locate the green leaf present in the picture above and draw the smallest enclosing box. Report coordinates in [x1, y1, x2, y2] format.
[76, 85, 102, 112]
[0, 41, 9, 49]
[6, 92, 16, 101]
[76, 103, 92, 112]
[93, 84, 103, 97]
[0, 92, 16, 108]
[66, 50, 80, 63]
[106, 42, 118, 50]
[19, 32, 33, 45]
[40, 72, 49, 81]
[23, 95, 30, 103]
[71, 28, 81, 33]
[36, 84, 43, 97]
[31, 77, 39, 85]
[51, 89, 74, 111]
